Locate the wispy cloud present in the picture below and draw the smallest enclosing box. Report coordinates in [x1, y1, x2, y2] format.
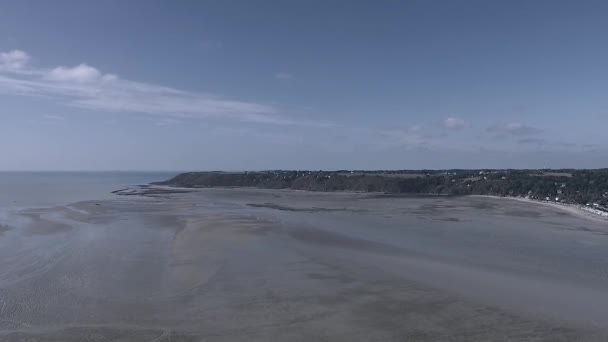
[0, 50, 30, 70]
[0, 49, 306, 125]
[45, 63, 117, 83]
[274, 72, 293, 80]
[154, 118, 183, 126]
[517, 137, 544, 145]
[375, 125, 431, 149]
[199, 39, 223, 50]
[42, 114, 65, 121]
[440, 117, 466, 130]
[487, 122, 542, 136]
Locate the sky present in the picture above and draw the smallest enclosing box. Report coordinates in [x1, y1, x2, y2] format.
[1, 0, 607, 171]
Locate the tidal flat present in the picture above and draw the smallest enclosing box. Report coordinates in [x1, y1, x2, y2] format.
[1, 187, 608, 341]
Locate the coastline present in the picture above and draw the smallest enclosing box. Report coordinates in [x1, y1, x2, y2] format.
[139, 184, 608, 224]
[472, 195, 608, 224]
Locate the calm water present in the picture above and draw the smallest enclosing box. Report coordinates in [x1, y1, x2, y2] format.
[0, 171, 176, 210]
[1, 182, 608, 339]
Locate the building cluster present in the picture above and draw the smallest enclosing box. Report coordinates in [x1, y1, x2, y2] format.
[581, 206, 608, 217]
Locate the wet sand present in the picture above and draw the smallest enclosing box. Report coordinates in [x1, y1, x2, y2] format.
[1, 187, 608, 341]
[472, 194, 608, 224]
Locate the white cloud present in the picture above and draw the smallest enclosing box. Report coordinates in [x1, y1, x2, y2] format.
[0, 50, 30, 70]
[0, 50, 308, 126]
[441, 117, 466, 129]
[275, 72, 293, 80]
[487, 122, 542, 136]
[46, 64, 102, 83]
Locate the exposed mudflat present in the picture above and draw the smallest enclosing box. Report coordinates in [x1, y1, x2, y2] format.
[1, 187, 608, 341]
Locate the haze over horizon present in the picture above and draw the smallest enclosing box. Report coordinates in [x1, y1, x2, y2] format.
[1, 0, 607, 171]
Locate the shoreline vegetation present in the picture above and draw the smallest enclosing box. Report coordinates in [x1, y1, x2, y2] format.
[153, 169, 608, 222]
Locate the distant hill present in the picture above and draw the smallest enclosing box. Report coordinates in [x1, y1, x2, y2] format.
[156, 169, 608, 208]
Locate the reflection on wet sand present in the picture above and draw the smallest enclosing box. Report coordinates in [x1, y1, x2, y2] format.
[1, 187, 608, 341]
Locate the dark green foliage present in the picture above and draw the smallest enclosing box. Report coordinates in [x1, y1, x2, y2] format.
[156, 169, 608, 207]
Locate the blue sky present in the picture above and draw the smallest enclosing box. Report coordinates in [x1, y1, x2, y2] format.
[1, 0, 607, 171]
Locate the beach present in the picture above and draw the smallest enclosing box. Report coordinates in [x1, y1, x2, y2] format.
[472, 194, 608, 224]
[1, 187, 608, 341]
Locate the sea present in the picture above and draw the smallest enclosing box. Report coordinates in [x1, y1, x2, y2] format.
[0, 171, 177, 224]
